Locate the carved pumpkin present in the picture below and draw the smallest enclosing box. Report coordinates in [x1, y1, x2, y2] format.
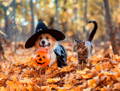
[32, 48, 50, 68]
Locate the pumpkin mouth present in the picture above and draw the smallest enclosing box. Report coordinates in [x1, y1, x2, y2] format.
[36, 61, 46, 65]
[32, 47, 50, 68]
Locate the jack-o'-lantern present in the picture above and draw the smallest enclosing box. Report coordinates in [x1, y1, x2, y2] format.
[32, 48, 50, 68]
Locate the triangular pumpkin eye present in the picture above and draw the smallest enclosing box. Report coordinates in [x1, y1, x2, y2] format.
[43, 56, 46, 59]
[37, 55, 40, 57]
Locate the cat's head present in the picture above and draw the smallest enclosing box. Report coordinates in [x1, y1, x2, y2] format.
[73, 39, 85, 51]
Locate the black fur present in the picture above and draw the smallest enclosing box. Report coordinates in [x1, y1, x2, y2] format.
[88, 20, 98, 41]
[54, 44, 67, 68]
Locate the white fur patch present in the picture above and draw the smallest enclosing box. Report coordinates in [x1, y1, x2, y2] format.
[85, 41, 93, 57]
[48, 42, 58, 66]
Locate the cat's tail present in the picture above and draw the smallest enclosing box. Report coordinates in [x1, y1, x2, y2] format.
[88, 20, 98, 41]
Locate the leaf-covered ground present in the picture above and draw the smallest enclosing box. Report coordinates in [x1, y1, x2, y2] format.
[0, 42, 120, 91]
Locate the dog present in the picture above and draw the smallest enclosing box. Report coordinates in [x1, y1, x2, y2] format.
[25, 21, 67, 68]
[34, 33, 59, 66]
[74, 20, 98, 69]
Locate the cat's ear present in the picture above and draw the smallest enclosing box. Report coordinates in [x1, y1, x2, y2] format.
[73, 39, 78, 46]
[74, 39, 79, 43]
[73, 39, 78, 51]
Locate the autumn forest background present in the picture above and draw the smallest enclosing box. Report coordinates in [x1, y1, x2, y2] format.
[0, 0, 120, 90]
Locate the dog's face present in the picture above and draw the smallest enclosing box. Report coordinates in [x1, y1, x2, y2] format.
[35, 33, 57, 49]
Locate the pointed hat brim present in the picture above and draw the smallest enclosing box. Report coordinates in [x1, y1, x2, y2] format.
[25, 29, 65, 48]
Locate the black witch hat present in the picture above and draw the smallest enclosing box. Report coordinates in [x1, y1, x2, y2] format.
[25, 20, 65, 48]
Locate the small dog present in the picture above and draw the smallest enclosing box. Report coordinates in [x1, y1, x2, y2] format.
[34, 33, 58, 66]
[74, 20, 98, 69]
[25, 21, 67, 68]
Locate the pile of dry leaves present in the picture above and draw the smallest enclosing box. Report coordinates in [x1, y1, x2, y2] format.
[0, 42, 120, 91]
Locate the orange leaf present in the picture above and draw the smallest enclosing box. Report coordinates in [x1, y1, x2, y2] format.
[88, 79, 97, 88]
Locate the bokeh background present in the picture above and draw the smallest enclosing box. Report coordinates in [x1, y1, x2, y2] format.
[0, 0, 120, 54]
[0, 1, 120, 90]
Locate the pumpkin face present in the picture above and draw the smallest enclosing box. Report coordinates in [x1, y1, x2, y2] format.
[32, 48, 50, 68]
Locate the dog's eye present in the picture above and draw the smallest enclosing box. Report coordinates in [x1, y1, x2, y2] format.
[46, 37, 49, 40]
[39, 37, 42, 40]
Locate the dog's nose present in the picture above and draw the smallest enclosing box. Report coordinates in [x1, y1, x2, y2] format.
[41, 40, 45, 44]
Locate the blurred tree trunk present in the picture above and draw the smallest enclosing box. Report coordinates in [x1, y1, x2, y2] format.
[4, 7, 10, 39]
[13, 0, 16, 26]
[54, 0, 60, 30]
[0, 0, 17, 40]
[48, 17, 54, 28]
[0, 43, 4, 60]
[103, 0, 119, 55]
[13, 0, 17, 52]
[62, 0, 67, 33]
[83, 0, 89, 39]
[30, 0, 35, 34]
[0, 36, 4, 60]
[83, 0, 88, 23]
